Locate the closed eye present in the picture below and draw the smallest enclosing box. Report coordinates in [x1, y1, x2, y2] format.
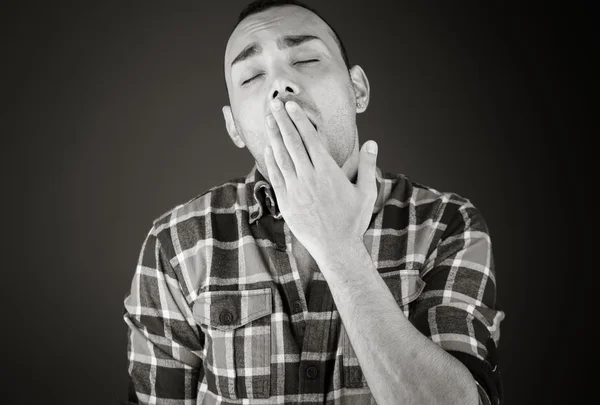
[294, 59, 320, 65]
[241, 74, 263, 86]
[241, 60, 320, 86]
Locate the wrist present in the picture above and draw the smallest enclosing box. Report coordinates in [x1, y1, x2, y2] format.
[316, 236, 364, 259]
[314, 238, 371, 277]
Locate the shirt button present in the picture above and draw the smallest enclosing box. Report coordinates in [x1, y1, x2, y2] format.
[250, 211, 259, 220]
[292, 300, 302, 313]
[276, 242, 287, 251]
[219, 310, 233, 324]
[305, 366, 319, 379]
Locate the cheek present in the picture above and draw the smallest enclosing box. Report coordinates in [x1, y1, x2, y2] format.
[315, 89, 355, 133]
[313, 76, 354, 113]
[234, 103, 270, 157]
[314, 83, 356, 159]
[234, 103, 264, 136]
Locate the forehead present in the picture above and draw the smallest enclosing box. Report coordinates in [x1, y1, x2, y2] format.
[225, 5, 334, 66]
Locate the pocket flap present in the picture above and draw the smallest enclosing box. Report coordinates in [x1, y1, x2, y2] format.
[193, 288, 272, 331]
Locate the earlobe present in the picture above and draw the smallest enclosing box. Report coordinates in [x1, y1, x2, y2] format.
[350, 65, 370, 114]
[222, 105, 245, 148]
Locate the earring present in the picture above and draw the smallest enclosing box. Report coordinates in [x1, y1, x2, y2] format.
[356, 100, 365, 110]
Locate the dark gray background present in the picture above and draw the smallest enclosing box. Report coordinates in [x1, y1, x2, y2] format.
[3, 1, 590, 404]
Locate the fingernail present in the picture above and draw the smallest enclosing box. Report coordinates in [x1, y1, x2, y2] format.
[366, 141, 378, 155]
[285, 101, 297, 112]
[270, 99, 282, 110]
[266, 115, 276, 128]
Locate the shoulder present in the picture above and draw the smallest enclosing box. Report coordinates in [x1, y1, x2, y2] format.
[136, 175, 249, 298]
[383, 170, 489, 232]
[147, 174, 248, 240]
[384, 171, 475, 211]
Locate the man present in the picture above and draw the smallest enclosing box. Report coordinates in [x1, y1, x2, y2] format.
[123, 1, 505, 404]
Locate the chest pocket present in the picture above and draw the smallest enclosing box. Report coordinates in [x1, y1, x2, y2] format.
[193, 288, 272, 399]
[340, 272, 425, 389]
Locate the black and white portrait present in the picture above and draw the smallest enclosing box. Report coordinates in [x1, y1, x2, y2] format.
[5, 1, 587, 404]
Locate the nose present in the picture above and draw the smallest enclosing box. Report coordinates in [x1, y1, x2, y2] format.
[269, 72, 301, 101]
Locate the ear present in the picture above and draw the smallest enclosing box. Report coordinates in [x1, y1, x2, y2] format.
[222, 105, 245, 148]
[349, 65, 370, 114]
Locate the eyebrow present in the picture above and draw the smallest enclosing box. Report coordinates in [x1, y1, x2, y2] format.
[230, 34, 322, 68]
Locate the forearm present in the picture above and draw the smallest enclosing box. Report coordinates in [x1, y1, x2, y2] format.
[315, 240, 479, 405]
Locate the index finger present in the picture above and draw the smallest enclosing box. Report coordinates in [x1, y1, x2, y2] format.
[284, 101, 334, 171]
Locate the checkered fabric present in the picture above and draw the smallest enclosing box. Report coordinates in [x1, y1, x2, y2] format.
[123, 164, 505, 404]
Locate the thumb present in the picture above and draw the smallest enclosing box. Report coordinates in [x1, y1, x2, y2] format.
[357, 140, 378, 195]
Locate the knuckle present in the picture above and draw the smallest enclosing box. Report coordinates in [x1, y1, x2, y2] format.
[280, 159, 295, 173]
[283, 136, 303, 152]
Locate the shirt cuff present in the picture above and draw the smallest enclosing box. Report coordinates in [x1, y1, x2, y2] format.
[476, 379, 493, 405]
[447, 350, 502, 405]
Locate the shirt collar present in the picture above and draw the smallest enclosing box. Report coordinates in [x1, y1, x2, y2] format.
[244, 163, 387, 225]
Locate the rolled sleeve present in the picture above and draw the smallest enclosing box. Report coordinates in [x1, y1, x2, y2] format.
[122, 226, 205, 404]
[411, 202, 505, 404]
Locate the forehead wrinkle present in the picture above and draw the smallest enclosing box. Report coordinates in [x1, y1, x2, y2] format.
[226, 18, 284, 74]
[229, 16, 286, 60]
[242, 16, 286, 36]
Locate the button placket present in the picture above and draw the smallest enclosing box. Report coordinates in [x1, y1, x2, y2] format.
[296, 280, 335, 395]
[340, 322, 368, 388]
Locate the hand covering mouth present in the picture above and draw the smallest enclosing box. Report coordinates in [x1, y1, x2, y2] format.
[289, 117, 317, 133]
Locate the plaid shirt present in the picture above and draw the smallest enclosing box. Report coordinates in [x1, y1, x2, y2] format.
[123, 164, 505, 405]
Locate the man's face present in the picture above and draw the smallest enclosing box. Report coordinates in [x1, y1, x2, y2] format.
[223, 5, 367, 182]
